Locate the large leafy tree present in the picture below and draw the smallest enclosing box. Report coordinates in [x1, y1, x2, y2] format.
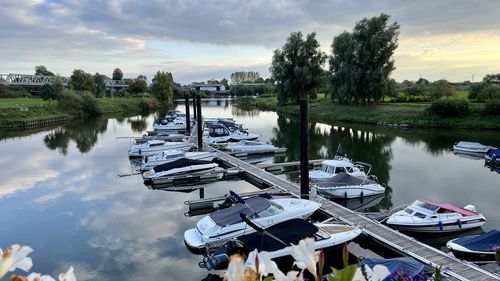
[35, 65, 55, 76]
[329, 14, 399, 105]
[270, 31, 326, 105]
[230, 71, 261, 84]
[151, 71, 174, 105]
[128, 77, 148, 95]
[112, 68, 123, 80]
[70, 69, 93, 92]
[40, 84, 56, 100]
[51, 75, 64, 99]
[93, 73, 106, 97]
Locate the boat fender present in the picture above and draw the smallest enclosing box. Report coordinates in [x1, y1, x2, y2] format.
[139, 149, 142, 155]
[360, 191, 364, 198]
[344, 191, 348, 199]
[438, 221, 443, 231]
[456, 218, 462, 229]
[144, 157, 148, 163]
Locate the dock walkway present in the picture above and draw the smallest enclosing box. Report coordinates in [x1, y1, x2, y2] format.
[214, 149, 499, 281]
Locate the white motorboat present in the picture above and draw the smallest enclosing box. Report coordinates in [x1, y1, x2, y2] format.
[198, 217, 362, 270]
[205, 124, 259, 144]
[484, 147, 500, 164]
[220, 140, 282, 154]
[142, 158, 222, 185]
[141, 150, 216, 170]
[312, 172, 385, 199]
[453, 141, 491, 154]
[386, 200, 486, 233]
[128, 140, 193, 157]
[153, 117, 190, 130]
[184, 194, 321, 249]
[309, 156, 368, 181]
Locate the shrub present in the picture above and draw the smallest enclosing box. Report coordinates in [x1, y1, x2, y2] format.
[0, 85, 32, 98]
[484, 100, 500, 116]
[58, 89, 83, 114]
[138, 97, 160, 112]
[58, 90, 102, 116]
[429, 99, 469, 117]
[81, 92, 102, 115]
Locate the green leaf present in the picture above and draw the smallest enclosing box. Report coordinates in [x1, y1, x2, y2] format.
[263, 276, 274, 281]
[327, 265, 357, 281]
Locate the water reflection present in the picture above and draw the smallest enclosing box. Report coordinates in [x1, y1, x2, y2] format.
[43, 117, 108, 154]
[0, 98, 499, 281]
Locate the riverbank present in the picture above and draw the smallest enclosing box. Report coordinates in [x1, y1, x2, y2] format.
[235, 96, 500, 129]
[0, 97, 160, 128]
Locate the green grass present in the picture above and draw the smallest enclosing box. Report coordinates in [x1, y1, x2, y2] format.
[236, 95, 500, 129]
[0, 97, 160, 128]
[0, 98, 51, 108]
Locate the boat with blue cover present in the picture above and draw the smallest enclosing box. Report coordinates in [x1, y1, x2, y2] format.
[446, 229, 500, 261]
[484, 147, 500, 165]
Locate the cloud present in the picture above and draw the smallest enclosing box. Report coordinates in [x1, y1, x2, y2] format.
[1, 0, 500, 82]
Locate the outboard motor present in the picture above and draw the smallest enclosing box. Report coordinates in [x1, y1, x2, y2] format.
[463, 205, 476, 212]
[199, 240, 244, 270]
[217, 195, 237, 210]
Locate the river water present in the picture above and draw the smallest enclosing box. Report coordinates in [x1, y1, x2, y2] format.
[0, 98, 499, 280]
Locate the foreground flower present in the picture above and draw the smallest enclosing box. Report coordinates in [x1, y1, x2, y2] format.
[290, 238, 320, 279]
[273, 270, 303, 281]
[246, 250, 283, 280]
[225, 254, 245, 281]
[0, 245, 33, 278]
[58, 267, 76, 281]
[9, 267, 76, 281]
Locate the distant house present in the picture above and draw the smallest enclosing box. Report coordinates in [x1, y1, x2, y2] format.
[189, 83, 227, 92]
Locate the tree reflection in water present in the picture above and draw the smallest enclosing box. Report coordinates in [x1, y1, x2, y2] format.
[271, 116, 395, 211]
[43, 117, 108, 154]
[128, 116, 148, 133]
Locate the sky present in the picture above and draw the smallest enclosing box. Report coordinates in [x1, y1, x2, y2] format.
[1, 0, 500, 84]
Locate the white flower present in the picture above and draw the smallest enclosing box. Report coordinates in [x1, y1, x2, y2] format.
[290, 238, 320, 278]
[246, 249, 283, 280]
[27, 272, 56, 281]
[58, 266, 76, 281]
[225, 255, 244, 281]
[273, 270, 303, 281]
[0, 244, 33, 278]
[352, 264, 390, 281]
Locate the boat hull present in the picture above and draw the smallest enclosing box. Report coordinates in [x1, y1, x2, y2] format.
[315, 184, 385, 199]
[387, 219, 485, 233]
[447, 240, 496, 261]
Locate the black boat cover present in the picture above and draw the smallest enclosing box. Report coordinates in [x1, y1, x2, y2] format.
[364, 257, 430, 281]
[152, 158, 213, 173]
[453, 230, 500, 252]
[210, 197, 271, 226]
[314, 172, 376, 187]
[238, 218, 318, 252]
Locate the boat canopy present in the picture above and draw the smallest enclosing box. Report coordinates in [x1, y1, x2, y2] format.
[210, 197, 271, 226]
[152, 158, 214, 173]
[452, 230, 500, 252]
[421, 200, 478, 216]
[364, 257, 430, 281]
[314, 173, 376, 187]
[238, 218, 319, 252]
[487, 147, 500, 157]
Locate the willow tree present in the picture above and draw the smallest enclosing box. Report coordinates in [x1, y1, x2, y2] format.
[329, 14, 400, 105]
[270, 32, 326, 105]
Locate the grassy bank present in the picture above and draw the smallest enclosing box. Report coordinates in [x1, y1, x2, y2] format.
[237, 96, 500, 129]
[0, 97, 160, 128]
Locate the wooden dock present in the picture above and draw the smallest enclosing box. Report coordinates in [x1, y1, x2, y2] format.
[214, 149, 500, 281]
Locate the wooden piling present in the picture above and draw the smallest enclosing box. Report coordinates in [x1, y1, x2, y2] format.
[299, 99, 309, 199]
[196, 94, 203, 149]
[185, 96, 191, 133]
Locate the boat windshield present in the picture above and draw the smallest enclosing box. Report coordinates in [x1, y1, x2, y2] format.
[253, 201, 284, 218]
[320, 164, 329, 172]
[415, 201, 439, 212]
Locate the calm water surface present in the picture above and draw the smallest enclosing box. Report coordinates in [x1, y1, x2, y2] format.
[1, 98, 499, 280]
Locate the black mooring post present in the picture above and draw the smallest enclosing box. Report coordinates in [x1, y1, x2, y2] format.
[185, 96, 191, 133]
[199, 187, 205, 199]
[300, 99, 309, 199]
[192, 93, 197, 119]
[196, 94, 203, 149]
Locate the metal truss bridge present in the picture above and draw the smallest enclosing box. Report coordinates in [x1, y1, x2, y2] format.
[0, 74, 127, 89]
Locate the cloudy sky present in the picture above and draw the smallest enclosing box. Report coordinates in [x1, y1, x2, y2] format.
[1, 0, 500, 84]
